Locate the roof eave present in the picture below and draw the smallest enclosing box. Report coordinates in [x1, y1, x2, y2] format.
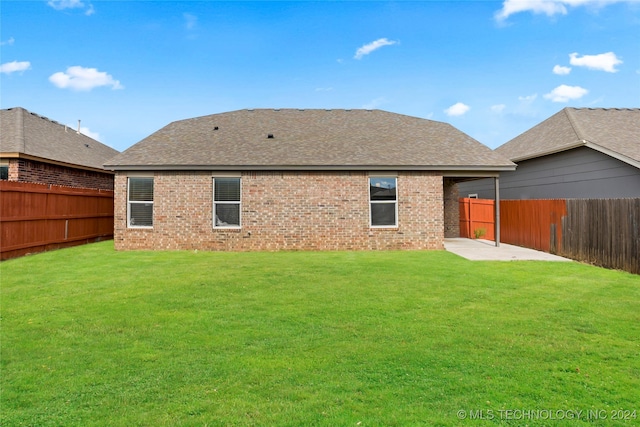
[105, 164, 517, 172]
[508, 141, 586, 162]
[2, 152, 115, 174]
[584, 141, 640, 170]
[508, 140, 640, 170]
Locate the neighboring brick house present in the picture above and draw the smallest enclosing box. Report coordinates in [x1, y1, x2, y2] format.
[105, 109, 515, 252]
[0, 107, 119, 190]
[459, 108, 640, 199]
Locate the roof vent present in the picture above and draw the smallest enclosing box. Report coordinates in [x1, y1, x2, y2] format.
[214, 126, 219, 130]
[267, 133, 274, 139]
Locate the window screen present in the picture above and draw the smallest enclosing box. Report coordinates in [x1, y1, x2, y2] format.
[128, 177, 153, 227]
[214, 177, 241, 227]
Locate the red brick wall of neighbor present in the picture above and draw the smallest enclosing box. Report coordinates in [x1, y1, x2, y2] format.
[114, 171, 444, 251]
[8, 158, 114, 190]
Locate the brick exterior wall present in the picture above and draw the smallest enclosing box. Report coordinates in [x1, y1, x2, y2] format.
[443, 178, 460, 238]
[7, 158, 114, 190]
[114, 171, 445, 251]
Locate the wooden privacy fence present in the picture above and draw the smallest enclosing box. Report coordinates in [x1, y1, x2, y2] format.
[560, 199, 639, 275]
[459, 198, 495, 240]
[500, 198, 639, 275]
[0, 181, 114, 260]
[500, 199, 567, 253]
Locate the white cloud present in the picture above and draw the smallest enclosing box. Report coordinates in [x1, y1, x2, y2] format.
[49, 66, 123, 91]
[495, 0, 567, 21]
[495, 0, 634, 22]
[48, 0, 84, 9]
[77, 126, 101, 141]
[518, 93, 538, 102]
[491, 104, 506, 113]
[184, 13, 197, 30]
[544, 84, 588, 102]
[444, 102, 470, 116]
[48, 0, 94, 15]
[362, 97, 387, 109]
[514, 94, 538, 116]
[354, 38, 397, 60]
[569, 52, 622, 72]
[1, 37, 15, 46]
[553, 65, 572, 75]
[0, 60, 31, 74]
[315, 87, 334, 92]
[588, 96, 605, 106]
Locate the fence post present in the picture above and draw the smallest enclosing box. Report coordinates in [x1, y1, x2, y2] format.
[494, 176, 500, 247]
[468, 198, 472, 238]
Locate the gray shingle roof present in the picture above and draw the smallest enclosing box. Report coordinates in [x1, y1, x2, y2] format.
[0, 107, 119, 171]
[106, 109, 515, 171]
[497, 108, 640, 167]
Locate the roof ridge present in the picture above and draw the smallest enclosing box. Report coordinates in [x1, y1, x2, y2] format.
[17, 107, 26, 153]
[571, 107, 640, 111]
[563, 107, 586, 143]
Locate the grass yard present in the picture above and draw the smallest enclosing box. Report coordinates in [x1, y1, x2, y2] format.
[1, 241, 639, 426]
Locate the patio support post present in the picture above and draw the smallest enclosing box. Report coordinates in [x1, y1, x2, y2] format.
[494, 176, 500, 247]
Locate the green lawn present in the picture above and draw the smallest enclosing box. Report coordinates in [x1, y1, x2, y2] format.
[1, 241, 639, 426]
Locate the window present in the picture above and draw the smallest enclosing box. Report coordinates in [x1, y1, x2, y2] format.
[128, 177, 153, 227]
[369, 177, 397, 227]
[0, 165, 8, 180]
[214, 177, 241, 228]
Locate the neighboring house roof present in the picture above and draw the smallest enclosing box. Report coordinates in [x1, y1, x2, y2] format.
[0, 107, 119, 172]
[106, 109, 515, 172]
[497, 108, 640, 169]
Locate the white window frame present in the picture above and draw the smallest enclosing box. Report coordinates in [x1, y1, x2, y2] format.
[369, 176, 398, 228]
[127, 177, 154, 229]
[213, 177, 242, 229]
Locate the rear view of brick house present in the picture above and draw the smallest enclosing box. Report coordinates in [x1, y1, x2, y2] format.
[105, 109, 514, 251]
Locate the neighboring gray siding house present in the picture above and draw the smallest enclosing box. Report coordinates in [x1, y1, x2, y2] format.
[0, 107, 119, 190]
[459, 108, 640, 199]
[105, 109, 515, 252]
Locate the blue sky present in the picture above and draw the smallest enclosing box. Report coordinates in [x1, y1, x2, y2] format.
[1, 0, 639, 152]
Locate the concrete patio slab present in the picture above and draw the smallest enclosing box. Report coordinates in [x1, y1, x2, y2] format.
[444, 238, 572, 262]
